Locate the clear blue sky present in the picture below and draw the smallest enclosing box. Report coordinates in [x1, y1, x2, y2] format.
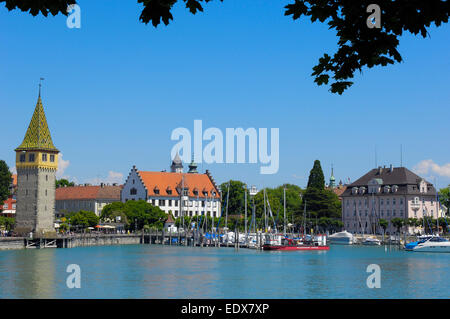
[1, 0, 449, 189]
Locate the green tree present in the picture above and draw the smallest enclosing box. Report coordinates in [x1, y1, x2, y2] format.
[391, 218, 405, 235]
[69, 210, 99, 229]
[379, 218, 388, 239]
[2, 1, 448, 94]
[55, 178, 75, 188]
[0, 216, 15, 231]
[220, 180, 250, 217]
[439, 185, 449, 215]
[307, 160, 325, 189]
[0, 160, 12, 212]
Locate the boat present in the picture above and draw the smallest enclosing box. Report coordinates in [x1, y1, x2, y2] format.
[411, 237, 450, 253]
[329, 231, 355, 245]
[262, 234, 330, 251]
[404, 235, 437, 251]
[362, 237, 381, 246]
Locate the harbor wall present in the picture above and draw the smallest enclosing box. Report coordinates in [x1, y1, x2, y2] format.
[0, 238, 26, 250]
[64, 235, 141, 248]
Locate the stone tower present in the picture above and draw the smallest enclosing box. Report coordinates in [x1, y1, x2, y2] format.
[14, 92, 59, 235]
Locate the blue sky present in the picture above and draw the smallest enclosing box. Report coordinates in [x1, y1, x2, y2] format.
[1, 0, 449, 189]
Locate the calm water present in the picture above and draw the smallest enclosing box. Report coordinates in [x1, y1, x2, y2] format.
[0, 244, 449, 298]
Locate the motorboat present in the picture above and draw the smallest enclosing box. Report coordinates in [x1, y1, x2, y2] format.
[405, 235, 437, 251]
[362, 237, 381, 246]
[411, 237, 450, 253]
[328, 231, 354, 245]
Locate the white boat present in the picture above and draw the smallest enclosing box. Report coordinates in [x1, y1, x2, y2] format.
[362, 237, 381, 246]
[412, 237, 450, 253]
[329, 231, 354, 245]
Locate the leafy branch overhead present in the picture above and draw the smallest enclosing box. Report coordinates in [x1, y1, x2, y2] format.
[1, 0, 448, 94]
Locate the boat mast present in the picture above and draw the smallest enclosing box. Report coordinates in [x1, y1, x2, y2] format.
[225, 181, 230, 230]
[244, 185, 247, 235]
[283, 186, 286, 236]
[303, 200, 306, 237]
[264, 188, 267, 232]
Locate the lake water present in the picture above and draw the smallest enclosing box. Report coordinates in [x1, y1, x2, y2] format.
[0, 244, 449, 298]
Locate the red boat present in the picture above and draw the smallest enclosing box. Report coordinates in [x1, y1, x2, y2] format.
[262, 236, 330, 251]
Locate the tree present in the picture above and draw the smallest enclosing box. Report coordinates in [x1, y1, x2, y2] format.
[56, 178, 75, 188]
[379, 218, 388, 239]
[0, 216, 15, 231]
[439, 185, 450, 215]
[219, 180, 250, 217]
[67, 210, 99, 230]
[0, 160, 12, 212]
[2, 1, 448, 94]
[307, 160, 325, 190]
[391, 218, 404, 236]
[101, 200, 166, 231]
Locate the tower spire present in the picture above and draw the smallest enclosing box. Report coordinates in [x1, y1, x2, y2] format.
[39, 77, 44, 97]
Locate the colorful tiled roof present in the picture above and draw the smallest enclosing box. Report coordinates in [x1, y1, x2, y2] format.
[137, 171, 220, 199]
[56, 185, 122, 201]
[16, 96, 58, 152]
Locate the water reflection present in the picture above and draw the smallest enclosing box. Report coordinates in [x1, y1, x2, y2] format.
[0, 245, 449, 298]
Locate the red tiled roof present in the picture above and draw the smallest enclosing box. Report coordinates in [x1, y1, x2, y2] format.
[56, 185, 122, 201]
[137, 171, 220, 199]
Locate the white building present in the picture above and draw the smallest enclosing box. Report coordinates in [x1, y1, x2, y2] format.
[121, 156, 221, 218]
[341, 165, 440, 235]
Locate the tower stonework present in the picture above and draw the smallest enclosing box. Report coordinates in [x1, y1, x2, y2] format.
[14, 94, 59, 235]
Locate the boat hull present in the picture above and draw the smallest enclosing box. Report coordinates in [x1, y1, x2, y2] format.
[263, 245, 330, 251]
[412, 244, 450, 253]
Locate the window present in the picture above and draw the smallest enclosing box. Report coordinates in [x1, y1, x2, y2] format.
[29, 154, 35, 162]
[46, 175, 48, 181]
[50, 155, 55, 162]
[130, 188, 137, 195]
[393, 198, 396, 205]
[152, 199, 156, 206]
[20, 154, 26, 162]
[169, 200, 172, 206]
[175, 211, 178, 217]
[175, 200, 179, 206]
[160, 200, 165, 206]
[42, 154, 47, 162]
[380, 199, 384, 205]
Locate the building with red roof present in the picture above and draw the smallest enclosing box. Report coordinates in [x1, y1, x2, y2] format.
[55, 184, 122, 217]
[121, 156, 221, 218]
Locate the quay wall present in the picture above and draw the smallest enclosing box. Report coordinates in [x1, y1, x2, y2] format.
[64, 235, 141, 248]
[0, 238, 26, 250]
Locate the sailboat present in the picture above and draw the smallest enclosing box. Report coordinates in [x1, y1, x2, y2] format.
[262, 193, 329, 251]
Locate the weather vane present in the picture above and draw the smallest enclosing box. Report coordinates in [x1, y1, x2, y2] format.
[39, 77, 45, 96]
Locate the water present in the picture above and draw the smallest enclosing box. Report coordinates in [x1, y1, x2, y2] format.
[0, 245, 449, 298]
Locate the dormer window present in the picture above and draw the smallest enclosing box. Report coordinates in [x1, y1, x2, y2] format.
[359, 187, 366, 195]
[352, 187, 358, 195]
[193, 188, 199, 196]
[384, 186, 390, 193]
[392, 185, 399, 193]
[154, 186, 160, 195]
[166, 186, 172, 195]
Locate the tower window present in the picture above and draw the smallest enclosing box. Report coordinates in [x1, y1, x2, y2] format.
[42, 154, 47, 162]
[20, 154, 26, 162]
[29, 154, 35, 162]
[50, 155, 55, 162]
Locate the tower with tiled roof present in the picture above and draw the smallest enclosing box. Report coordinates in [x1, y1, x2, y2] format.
[14, 89, 59, 235]
[188, 154, 198, 174]
[170, 152, 183, 173]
